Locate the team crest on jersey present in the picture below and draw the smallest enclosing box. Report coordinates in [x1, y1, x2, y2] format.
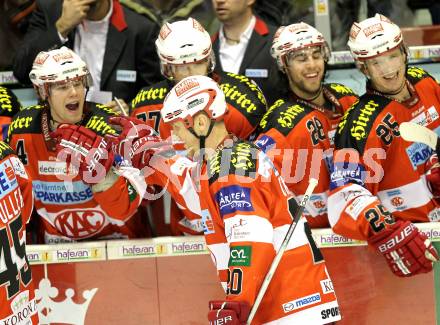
[385, 189, 408, 211]
[215, 185, 254, 217]
[53, 209, 106, 239]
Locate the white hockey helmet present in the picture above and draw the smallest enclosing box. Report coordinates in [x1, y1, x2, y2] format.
[161, 75, 227, 128]
[29, 47, 92, 100]
[347, 14, 405, 61]
[155, 18, 215, 79]
[271, 22, 330, 71]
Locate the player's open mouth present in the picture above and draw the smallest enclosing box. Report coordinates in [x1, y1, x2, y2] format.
[66, 102, 80, 111]
[305, 72, 319, 79]
[383, 72, 399, 80]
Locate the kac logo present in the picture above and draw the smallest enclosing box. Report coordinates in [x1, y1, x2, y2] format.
[54, 209, 106, 239]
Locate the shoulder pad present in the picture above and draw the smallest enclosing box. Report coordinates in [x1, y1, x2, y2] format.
[324, 83, 358, 99]
[8, 105, 43, 137]
[217, 72, 267, 122]
[0, 86, 22, 118]
[82, 102, 118, 137]
[131, 80, 171, 108]
[258, 98, 312, 136]
[207, 140, 258, 184]
[406, 66, 435, 84]
[0, 141, 15, 161]
[335, 94, 391, 154]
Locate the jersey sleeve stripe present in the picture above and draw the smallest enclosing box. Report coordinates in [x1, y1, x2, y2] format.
[328, 183, 376, 226]
[377, 176, 432, 212]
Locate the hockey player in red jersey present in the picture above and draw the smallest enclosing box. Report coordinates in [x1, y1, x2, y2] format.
[108, 75, 341, 324]
[329, 14, 439, 277]
[131, 17, 267, 141]
[8, 47, 145, 243]
[130, 17, 268, 235]
[0, 142, 39, 324]
[255, 23, 358, 228]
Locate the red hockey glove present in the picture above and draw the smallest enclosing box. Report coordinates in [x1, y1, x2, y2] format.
[425, 154, 440, 199]
[208, 300, 250, 325]
[108, 116, 172, 170]
[368, 220, 439, 277]
[51, 124, 114, 184]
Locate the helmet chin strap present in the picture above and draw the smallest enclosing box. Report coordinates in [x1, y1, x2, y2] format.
[188, 120, 215, 160]
[300, 84, 323, 102]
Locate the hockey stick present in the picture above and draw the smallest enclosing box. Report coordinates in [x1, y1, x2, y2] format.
[246, 178, 318, 325]
[400, 122, 440, 153]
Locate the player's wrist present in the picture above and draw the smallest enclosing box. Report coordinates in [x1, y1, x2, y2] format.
[55, 18, 73, 38]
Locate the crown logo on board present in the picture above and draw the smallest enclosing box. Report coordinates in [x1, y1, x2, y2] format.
[35, 278, 98, 325]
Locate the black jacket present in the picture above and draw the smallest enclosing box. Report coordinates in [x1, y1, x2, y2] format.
[13, 0, 161, 102]
[212, 17, 284, 107]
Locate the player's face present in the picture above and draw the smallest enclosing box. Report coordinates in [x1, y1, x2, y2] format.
[48, 79, 85, 124]
[170, 60, 210, 82]
[171, 120, 199, 157]
[363, 47, 406, 94]
[285, 46, 325, 99]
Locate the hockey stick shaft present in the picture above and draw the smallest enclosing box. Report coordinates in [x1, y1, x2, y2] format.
[246, 178, 318, 325]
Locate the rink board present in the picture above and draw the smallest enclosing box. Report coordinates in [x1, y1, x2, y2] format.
[28, 224, 440, 325]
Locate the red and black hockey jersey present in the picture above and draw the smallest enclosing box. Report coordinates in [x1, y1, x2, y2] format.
[0, 86, 22, 141]
[328, 66, 440, 240]
[131, 71, 268, 140]
[255, 83, 358, 228]
[0, 142, 38, 324]
[7, 102, 144, 243]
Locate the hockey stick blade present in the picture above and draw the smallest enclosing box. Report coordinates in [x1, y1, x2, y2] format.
[400, 122, 439, 151]
[246, 178, 318, 325]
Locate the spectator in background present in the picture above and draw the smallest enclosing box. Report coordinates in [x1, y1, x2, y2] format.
[211, 0, 283, 106]
[9, 47, 146, 244]
[0, 0, 35, 71]
[407, 0, 440, 24]
[13, 0, 161, 114]
[119, 0, 218, 33]
[282, 0, 412, 50]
